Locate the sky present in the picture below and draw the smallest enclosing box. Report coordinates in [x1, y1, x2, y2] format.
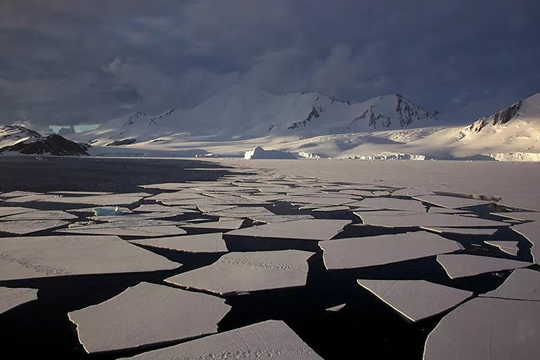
[1, 0, 539, 130]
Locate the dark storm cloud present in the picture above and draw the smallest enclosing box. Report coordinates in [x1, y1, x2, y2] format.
[0, 0, 539, 128]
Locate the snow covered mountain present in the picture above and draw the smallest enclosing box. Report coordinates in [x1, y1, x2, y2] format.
[68, 87, 540, 161]
[0, 125, 90, 156]
[74, 84, 439, 145]
[452, 92, 540, 158]
[0, 125, 42, 149]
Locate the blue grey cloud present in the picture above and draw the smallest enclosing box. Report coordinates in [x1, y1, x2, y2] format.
[0, 0, 539, 128]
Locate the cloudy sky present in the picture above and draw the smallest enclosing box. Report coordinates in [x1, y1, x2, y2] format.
[1, 0, 539, 129]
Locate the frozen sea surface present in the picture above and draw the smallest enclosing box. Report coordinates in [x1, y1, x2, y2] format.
[1, 156, 539, 360]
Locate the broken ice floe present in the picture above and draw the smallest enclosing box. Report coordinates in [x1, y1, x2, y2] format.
[481, 268, 540, 301]
[423, 297, 540, 360]
[43, 193, 148, 206]
[421, 226, 498, 236]
[181, 219, 244, 231]
[511, 222, 540, 263]
[3, 193, 59, 203]
[351, 197, 426, 212]
[0, 287, 39, 315]
[57, 224, 186, 237]
[0, 210, 77, 221]
[49, 191, 112, 195]
[325, 303, 346, 312]
[414, 194, 494, 209]
[165, 250, 312, 295]
[132, 204, 195, 213]
[390, 188, 433, 197]
[484, 240, 520, 256]
[284, 196, 357, 206]
[436, 254, 530, 279]
[69, 282, 231, 354]
[250, 214, 314, 224]
[320, 232, 463, 270]
[0, 206, 34, 217]
[129, 233, 227, 253]
[227, 219, 351, 241]
[491, 211, 540, 222]
[356, 211, 508, 228]
[357, 279, 472, 322]
[119, 320, 323, 360]
[0, 235, 179, 281]
[0, 219, 69, 235]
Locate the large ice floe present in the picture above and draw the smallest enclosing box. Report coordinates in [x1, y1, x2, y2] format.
[129, 232, 228, 253]
[0, 235, 179, 281]
[357, 280, 472, 322]
[165, 250, 312, 295]
[480, 268, 540, 301]
[423, 297, 540, 360]
[120, 320, 323, 359]
[321, 232, 463, 270]
[69, 282, 231, 354]
[227, 219, 351, 241]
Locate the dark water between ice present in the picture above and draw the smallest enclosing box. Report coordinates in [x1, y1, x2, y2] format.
[0, 156, 532, 360]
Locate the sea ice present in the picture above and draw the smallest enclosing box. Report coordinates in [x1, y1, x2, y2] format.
[436, 254, 530, 279]
[69, 282, 230, 354]
[352, 197, 425, 212]
[0, 287, 39, 315]
[250, 214, 314, 223]
[321, 232, 463, 270]
[484, 240, 520, 256]
[227, 219, 351, 241]
[357, 279, 472, 322]
[0, 210, 77, 221]
[0, 219, 69, 235]
[414, 194, 494, 209]
[130, 233, 227, 253]
[491, 212, 540, 221]
[511, 222, 540, 263]
[421, 226, 498, 236]
[119, 320, 323, 360]
[165, 250, 312, 295]
[181, 219, 244, 230]
[57, 225, 186, 237]
[0, 235, 179, 281]
[481, 268, 540, 301]
[45, 194, 147, 206]
[0, 206, 34, 217]
[325, 303, 346, 312]
[356, 211, 508, 228]
[423, 297, 540, 360]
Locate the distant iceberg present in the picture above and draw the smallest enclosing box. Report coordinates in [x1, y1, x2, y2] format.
[244, 146, 296, 159]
